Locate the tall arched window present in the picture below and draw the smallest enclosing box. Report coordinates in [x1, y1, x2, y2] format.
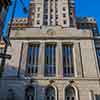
[25, 86, 35, 100]
[7, 89, 15, 100]
[45, 86, 55, 100]
[65, 86, 75, 100]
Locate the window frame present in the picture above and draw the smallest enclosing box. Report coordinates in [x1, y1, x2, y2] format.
[62, 43, 74, 77]
[26, 43, 40, 76]
[25, 86, 36, 100]
[44, 43, 56, 77]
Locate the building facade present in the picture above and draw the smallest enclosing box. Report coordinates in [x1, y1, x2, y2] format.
[0, 0, 100, 100]
[76, 17, 99, 36]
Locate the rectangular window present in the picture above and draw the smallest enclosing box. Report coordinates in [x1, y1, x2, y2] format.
[45, 44, 56, 77]
[63, 13, 66, 17]
[62, 44, 74, 77]
[37, 13, 40, 18]
[37, 20, 40, 24]
[37, 7, 40, 11]
[95, 95, 100, 100]
[26, 43, 40, 76]
[96, 47, 100, 72]
[63, 20, 67, 24]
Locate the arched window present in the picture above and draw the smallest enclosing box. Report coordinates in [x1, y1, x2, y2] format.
[65, 86, 75, 100]
[7, 89, 15, 100]
[25, 86, 35, 100]
[45, 86, 55, 100]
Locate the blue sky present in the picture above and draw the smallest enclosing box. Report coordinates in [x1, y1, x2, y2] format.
[3, 0, 100, 36]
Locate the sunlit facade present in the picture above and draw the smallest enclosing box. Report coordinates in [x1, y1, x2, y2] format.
[0, 0, 100, 100]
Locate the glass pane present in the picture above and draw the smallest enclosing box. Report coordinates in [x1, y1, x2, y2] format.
[25, 87, 35, 100]
[45, 86, 55, 100]
[45, 44, 56, 76]
[26, 44, 39, 75]
[65, 86, 75, 100]
[62, 44, 74, 77]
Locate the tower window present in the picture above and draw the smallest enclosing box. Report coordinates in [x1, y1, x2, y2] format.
[56, 15, 58, 19]
[37, 20, 40, 24]
[45, 44, 56, 77]
[56, 21, 58, 25]
[37, 14, 40, 18]
[63, 20, 67, 24]
[63, 7, 66, 11]
[26, 44, 40, 76]
[62, 44, 74, 77]
[37, 7, 40, 12]
[63, 13, 66, 17]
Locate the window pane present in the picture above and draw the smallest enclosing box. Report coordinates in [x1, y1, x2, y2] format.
[25, 86, 35, 100]
[62, 44, 74, 77]
[45, 44, 56, 77]
[26, 44, 40, 76]
[65, 86, 75, 100]
[95, 95, 100, 100]
[45, 86, 55, 100]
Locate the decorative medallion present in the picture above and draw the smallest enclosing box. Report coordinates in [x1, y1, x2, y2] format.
[47, 29, 56, 36]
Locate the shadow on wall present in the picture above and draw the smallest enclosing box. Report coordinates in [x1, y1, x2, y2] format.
[0, 64, 25, 100]
[2, 64, 19, 77]
[2, 63, 24, 78]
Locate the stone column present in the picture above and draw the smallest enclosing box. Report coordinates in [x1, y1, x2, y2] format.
[73, 42, 83, 77]
[56, 42, 63, 78]
[58, 85, 64, 100]
[38, 42, 45, 78]
[19, 42, 28, 77]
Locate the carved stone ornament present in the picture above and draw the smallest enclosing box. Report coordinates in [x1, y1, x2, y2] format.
[47, 29, 56, 35]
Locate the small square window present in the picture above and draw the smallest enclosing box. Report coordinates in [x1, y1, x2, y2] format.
[63, 20, 67, 24]
[37, 20, 40, 24]
[63, 13, 66, 17]
[37, 14, 40, 18]
[37, 7, 40, 11]
[56, 21, 58, 25]
[63, 7, 66, 11]
[51, 9, 53, 12]
[51, 15, 53, 19]
[56, 15, 58, 19]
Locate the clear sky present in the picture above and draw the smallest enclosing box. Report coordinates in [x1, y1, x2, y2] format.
[3, 0, 100, 36]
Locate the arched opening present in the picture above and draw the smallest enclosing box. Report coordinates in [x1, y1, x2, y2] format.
[65, 86, 75, 100]
[7, 89, 15, 100]
[45, 86, 56, 100]
[25, 86, 35, 100]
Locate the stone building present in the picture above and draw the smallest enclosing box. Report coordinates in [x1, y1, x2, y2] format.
[76, 17, 99, 36]
[0, 0, 100, 100]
